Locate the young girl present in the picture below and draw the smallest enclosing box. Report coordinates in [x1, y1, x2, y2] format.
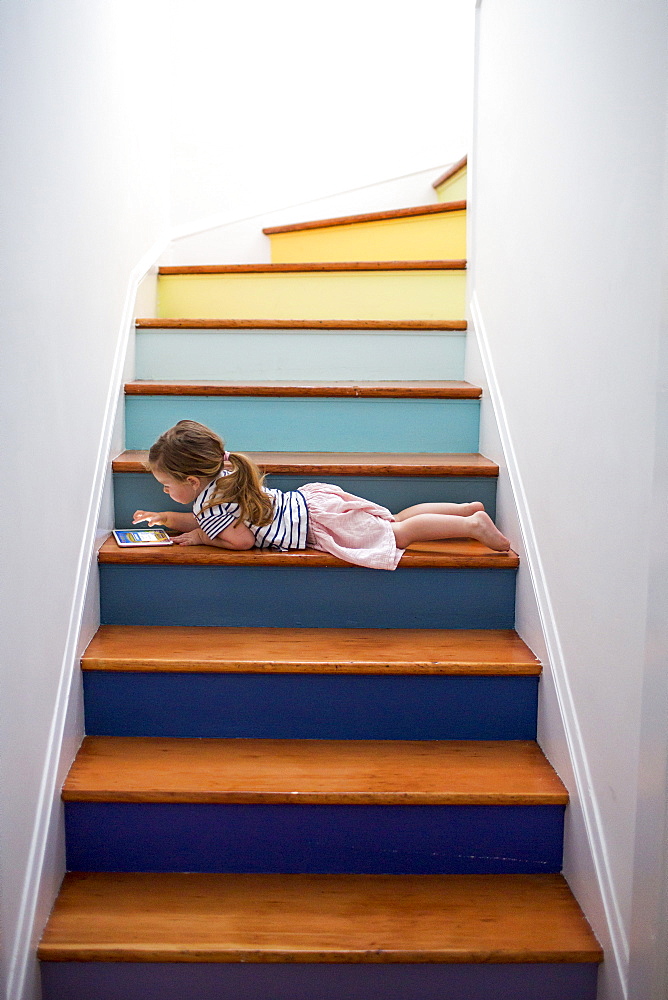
[133, 420, 510, 571]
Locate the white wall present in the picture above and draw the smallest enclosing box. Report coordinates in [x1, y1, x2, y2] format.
[0, 3, 170, 998]
[167, 0, 475, 235]
[468, 2, 667, 998]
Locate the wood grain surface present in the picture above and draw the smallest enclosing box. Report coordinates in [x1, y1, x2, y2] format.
[39, 871, 602, 963]
[112, 450, 499, 476]
[98, 537, 519, 568]
[135, 318, 468, 330]
[158, 261, 467, 275]
[63, 736, 567, 805]
[124, 380, 482, 398]
[81, 625, 540, 675]
[263, 201, 467, 235]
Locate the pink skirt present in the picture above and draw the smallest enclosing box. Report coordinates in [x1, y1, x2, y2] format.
[300, 482, 404, 571]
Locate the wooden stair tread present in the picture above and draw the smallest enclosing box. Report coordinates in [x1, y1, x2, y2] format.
[263, 200, 467, 235]
[159, 261, 466, 275]
[98, 537, 519, 568]
[135, 318, 468, 330]
[39, 872, 602, 963]
[82, 626, 540, 675]
[125, 379, 481, 398]
[63, 736, 567, 805]
[433, 155, 468, 190]
[113, 450, 499, 476]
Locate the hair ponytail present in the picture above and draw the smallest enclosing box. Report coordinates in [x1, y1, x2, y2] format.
[203, 451, 274, 526]
[148, 419, 274, 527]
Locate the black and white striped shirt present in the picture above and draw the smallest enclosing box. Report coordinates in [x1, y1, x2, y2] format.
[193, 474, 309, 550]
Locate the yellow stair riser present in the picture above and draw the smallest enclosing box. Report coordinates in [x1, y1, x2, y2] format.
[435, 169, 467, 202]
[269, 211, 466, 263]
[158, 270, 466, 322]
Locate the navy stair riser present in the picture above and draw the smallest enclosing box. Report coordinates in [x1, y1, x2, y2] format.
[83, 673, 538, 740]
[114, 473, 498, 527]
[124, 396, 480, 453]
[99, 565, 517, 629]
[65, 802, 564, 875]
[41, 961, 600, 1000]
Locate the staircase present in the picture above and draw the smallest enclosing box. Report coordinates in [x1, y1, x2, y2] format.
[39, 159, 603, 999]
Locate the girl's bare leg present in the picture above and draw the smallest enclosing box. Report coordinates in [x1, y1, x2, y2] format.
[392, 511, 510, 551]
[394, 501, 484, 521]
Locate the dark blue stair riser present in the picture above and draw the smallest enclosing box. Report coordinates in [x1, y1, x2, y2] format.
[41, 960, 600, 1000]
[65, 802, 564, 875]
[83, 673, 538, 740]
[114, 473, 498, 527]
[99, 565, 517, 629]
[124, 396, 480, 453]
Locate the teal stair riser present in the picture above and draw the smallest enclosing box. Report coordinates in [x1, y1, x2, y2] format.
[41, 961, 600, 1000]
[113, 473, 497, 526]
[136, 330, 467, 381]
[64, 801, 564, 875]
[82, 672, 538, 740]
[124, 396, 480, 452]
[99, 565, 517, 629]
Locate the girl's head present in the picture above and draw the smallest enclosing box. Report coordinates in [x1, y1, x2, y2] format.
[147, 420, 274, 526]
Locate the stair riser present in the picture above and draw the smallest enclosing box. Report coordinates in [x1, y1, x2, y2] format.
[136, 330, 467, 381]
[436, 170, 468, 202]
[41, 960, 599, 1000]
[114, 473, 497, 527]
[269, 212, 466, 264]
[82, 673, 537, 740]
[157, 271, 466, 322]
[99, 566, 517, 629]
[65, 802, 564, 875]
[124, 396, 480, 453]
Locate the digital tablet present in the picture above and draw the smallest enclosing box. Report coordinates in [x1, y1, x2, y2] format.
[113, 529, 173, 547]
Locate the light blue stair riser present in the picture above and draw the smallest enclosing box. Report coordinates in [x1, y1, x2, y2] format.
[64, 802, 564, 875]
[124, 397, 480, 453]
[113, 473, 497, 526]
[83, 672, 538, 740]
[99, 565, 517, 630]
[135, 329, 467, 381]
[41, 960, 600, 1000]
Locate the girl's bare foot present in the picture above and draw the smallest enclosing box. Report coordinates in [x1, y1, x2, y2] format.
[470, 511, 510, 551]
[463, 501, 485, 515]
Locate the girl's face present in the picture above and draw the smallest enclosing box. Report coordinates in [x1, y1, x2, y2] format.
[152, 468, 204, 505]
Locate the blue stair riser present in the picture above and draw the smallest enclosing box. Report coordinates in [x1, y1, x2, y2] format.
[65, 802, 564, 875]
[124, 396, 480, 452]
[114, 473, 497, 527]
[83, 673, 538, 740]
[99, 565, 516, 629]
[135, 329, 467, 382]
[41, 960, 600, 1000]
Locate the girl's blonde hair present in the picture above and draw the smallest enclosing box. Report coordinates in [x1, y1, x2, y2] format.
[147, 420, 274, 527]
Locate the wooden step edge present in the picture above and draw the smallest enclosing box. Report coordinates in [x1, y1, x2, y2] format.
[62, 736, 569, 806]
[262, 200, 467, 235]
[124, 379, 482, 399]
[158, 260, 467, 275]
[135, 318, 468, 330]
[433, 155, 468, 190]
[81, 627, 541, 676]
[38, 872, 604, 964]
[112, 451, 500, 476]
[97, 537, 519, 569]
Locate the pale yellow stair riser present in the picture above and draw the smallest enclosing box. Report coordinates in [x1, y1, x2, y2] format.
[269, 210, 466, 263]
[435, 169, 467, 202]
[158, 270, 466, 322]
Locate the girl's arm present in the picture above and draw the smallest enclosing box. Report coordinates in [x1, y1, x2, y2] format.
[133, 510, 198, 532]
[172, 522, 256, 550]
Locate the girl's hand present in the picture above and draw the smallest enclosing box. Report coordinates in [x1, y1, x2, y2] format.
[171, 529, 205, 546]
[133, 510, 174, 528]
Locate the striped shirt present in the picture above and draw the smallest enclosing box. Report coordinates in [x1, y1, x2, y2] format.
[193, 473, 309, 550]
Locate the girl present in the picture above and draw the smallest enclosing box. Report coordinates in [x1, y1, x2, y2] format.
[133, 420, 510, 571]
